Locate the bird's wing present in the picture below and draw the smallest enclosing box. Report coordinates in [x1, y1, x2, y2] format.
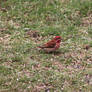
[39, 40, 56, 48]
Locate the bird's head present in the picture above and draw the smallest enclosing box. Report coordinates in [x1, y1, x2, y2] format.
[53, 36, 62, 42]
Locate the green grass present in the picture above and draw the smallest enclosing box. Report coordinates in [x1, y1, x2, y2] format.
[0, 0, 92, 92]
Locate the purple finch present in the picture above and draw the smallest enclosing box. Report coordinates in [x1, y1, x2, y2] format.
[38, 36, 62, 53]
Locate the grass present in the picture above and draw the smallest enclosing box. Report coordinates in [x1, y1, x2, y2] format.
[0, 0, 92, 92]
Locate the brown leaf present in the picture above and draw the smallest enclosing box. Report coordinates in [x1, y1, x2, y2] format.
[83, 44, 90, 50]
[27, 30, 40, 38]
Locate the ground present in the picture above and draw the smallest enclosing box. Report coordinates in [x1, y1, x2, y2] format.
[0, 0, 92, 92]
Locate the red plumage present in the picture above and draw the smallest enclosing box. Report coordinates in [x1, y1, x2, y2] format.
[38, 36, 62, 52]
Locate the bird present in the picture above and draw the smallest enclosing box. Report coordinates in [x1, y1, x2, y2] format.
[38, 36, 62, 53]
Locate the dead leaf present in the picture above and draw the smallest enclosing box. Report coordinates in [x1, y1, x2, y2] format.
[27, 30, 40, 38]
[83, 44, 90, 50]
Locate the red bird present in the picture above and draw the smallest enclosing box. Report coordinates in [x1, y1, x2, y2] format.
[38, 36, 62, 53]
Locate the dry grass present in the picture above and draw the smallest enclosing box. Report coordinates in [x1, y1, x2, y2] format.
[0, 0, 92, 92]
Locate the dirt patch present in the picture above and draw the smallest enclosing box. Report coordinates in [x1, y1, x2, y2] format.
[81, 13, 92, 27]
[0, 28, 7, 32]
[0, 34, 10, 44]
[52, 61, 64, 70]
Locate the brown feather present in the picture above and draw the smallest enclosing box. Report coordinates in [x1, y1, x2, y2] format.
[39, 40, 56, 48]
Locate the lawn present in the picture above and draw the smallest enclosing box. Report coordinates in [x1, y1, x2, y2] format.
[0, 0, 92, 92]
